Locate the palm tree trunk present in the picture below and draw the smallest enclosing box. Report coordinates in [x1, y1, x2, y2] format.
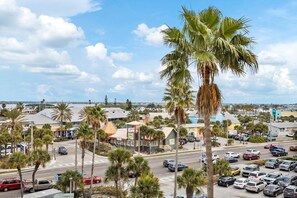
[205, 112, 214, 198]
[90, 131, 97, 195]
[17, 168, 24, 198]
[81, 143, 85, 175]
[46, 144, 49, 152]
[186, 186, 194, 198]
[32, 164, 39, 192]
[174, 116, 180, 198]
[75, 137, 77, 171]
[117, 165, 122, 198]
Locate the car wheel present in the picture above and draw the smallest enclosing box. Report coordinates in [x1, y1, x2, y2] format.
[226, 183, 229, 187]
[3, 187, 8, 192]
[96, 180, 100, 183]
[29, 188, 35, 193]
[257, 188, 260, 193]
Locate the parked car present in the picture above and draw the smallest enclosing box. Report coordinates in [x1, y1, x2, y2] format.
[269, 146, 285, 153]
[245, 179, 266, 193]
[201, 153, 219, 164]
[217, 176, 236, 187]
[284, 185, 297, 198]
[23, 179, 53, 193]
[224, 156, 238, 163]
[168, 163, 188, 172]
[246, 149, 261, 155]
[163, 159, 175, 167]
[265, 158, 281, 169]
[83, 176, 102, 185]
[262, 172, 282, 184]
[224, 152, 240, 158]
[248, 171, 266, 181]
[263, 184, 284, 197]
[233, 178, 249, 189]
[0, 178, 21, 191]
[271, 149, 288, 157]
[286, 132, 294, 137]
[58, 146, 68, 155]
[290, 145, 297, 151]
[242, 164, 260, 177]
[273, 175, 297, 188]
[264, 144, 276, 149]
[242, 152, 260, 160]
[279, 160, 297, 171]
[231, 165, 241, 176]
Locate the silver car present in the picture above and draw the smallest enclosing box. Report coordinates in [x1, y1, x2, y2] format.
[245, 180, 266, 193]
[262, 172, 282, 184]
[265, 158, 281, 169]
[279, 160, 297, 171]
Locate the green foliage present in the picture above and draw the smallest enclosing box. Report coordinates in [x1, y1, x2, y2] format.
[128, 155, 150, 185]
[280, 156, 297, 161]
[249, 136, 267, 143]
[126, 99, 132, 110]
[238, 115, 253, 126]
[180, 127, 188, 137]
[227, 139, 234, 145]
[211, 141, 221, 147]
[197, 119, 204, 123]
[56, 170, 84, 193]
[92, 186, 127, 197]
[247, 159, 266, 166]
[294, 131, 297, 140]
[214, 159, 232, 176]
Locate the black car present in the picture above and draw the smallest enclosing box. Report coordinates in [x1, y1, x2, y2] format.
[168, 163, 188, 172]
[271, 149, 288, 157]
[273, 175, 297, 188]
[217, 176, 236, 187]
[224, 156, 238, 163]
[263, 184, 284, 197]
[58, 146, 68, 155]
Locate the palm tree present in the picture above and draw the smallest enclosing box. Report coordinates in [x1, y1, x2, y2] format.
[162, 84, 194, 197]
[105, 165, 124, 197]
[42, 134, 53, 152]
[51, 102, 72, 137]
[3, 108, 24, 131]
[139, 125, 149, 152]
[56, 170, 84, 193]
[213, 159, 232, 177]
[130, 173, 163, 198]
[127, 155, 150, 186]
[7, 152, 28, 198]
[177, 168, 206, 198]
[0, 130, 12, 156]
[145, 128, 156, 154]
[108, 148, 132, 198]
[128, 109, 140, 121]
[10, 130, 22, 153]
[29, 149, 51, 192]
[16, 102, 24, 112]
[33, 138, 43, 150]
[161, 7, 258, 197]
[154, 130, 165, 150]
[76, 123, 93, 175]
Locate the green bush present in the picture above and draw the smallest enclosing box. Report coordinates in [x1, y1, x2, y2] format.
[220, 132, 227, 138]
[227, 139, 234, 145]
[247, 159, 266, 166]
[280, 156, 297, 161]
[212, 141, 221, 147]
[90, 186, 127, 197]
[249, 136, 268, 143]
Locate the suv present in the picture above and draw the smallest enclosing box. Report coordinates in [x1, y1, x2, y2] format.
[279, 160, 297, 171]
[242, 152, 260, 160]
[242, 164, 260, 177]
[269, 146, 285, 153]
[58, 146, 68, 155]
[224, 152, 240, 158]
[0, 178, 21, 191]
[248, 171, 266, 180]
[273, 175, 297, 188]
[245, 179, 266, 193]
[271, 149, 288, 157]
[265, 158, 281, 169]
[262, 172, 282, 184]
[284, 185, 297, 198]
[24, 179, 53, 193]
[246, 149, 261, 155]
[163, 159, 175, 167]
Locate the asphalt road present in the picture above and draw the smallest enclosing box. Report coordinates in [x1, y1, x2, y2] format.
[0, 141, 296, 198]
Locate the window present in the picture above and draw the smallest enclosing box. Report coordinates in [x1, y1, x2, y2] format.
[39, 180, 50, 185]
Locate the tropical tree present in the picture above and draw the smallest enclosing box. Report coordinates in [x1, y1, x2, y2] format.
[42, 134, 53, 152]
[107, 148, 132, 198]
[51, 102, 72, 136]
[130, 173, 163, 198]
[105, 165, 124, 197]
[128, 109, 140, 121]
[76, 123, 93, 175]
[16, 102, 24, 112]
[3, 108, 24, 131]
[180, 127, 188, 138]
[161, 7, 258, 198]
[222, 119, 232, 133]
[177, 168, 206, 198]
[10, 130, 22, 153]
[154, 130, 165, 150]
[42, 124, 52, 130]
[33, 138, 43, 150]
[7, 152, 28, 198]
[127, 155, 150, 186]
[213, 159, 232, 176]
[139, 125, 149, 152]
[29, 149, 51, 192]
[56, 170, 84, 193]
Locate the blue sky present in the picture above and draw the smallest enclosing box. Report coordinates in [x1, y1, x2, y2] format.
[1, 0, 297, 104]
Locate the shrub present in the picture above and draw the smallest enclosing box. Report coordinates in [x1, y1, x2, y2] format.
[249, 136, 268, 143]
[247, 159, 266, 166]
[280, 156, 297, 161]
[227, 139, 234, 145]
[220, 132, 227, 138]
[211, 141, 221, 147]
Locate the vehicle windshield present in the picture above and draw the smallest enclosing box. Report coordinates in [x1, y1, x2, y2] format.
[246, 183, 255, 186]
[266, 185, 276, 190]
[267, 174, 278, 178]
[243, 167, 254, 171]
[285, 188, 294, 193]
[279, 177, 290, 183]
[235, 180, 243, 183]
[268, 159, 276, 162]
[232, 167, 239, 170]
[249, 173, 257, 177]
[282, 161, 290, 165]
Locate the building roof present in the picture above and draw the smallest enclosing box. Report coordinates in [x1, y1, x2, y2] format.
[149, 112, 171, 120]
[126, 121, 144, 126]
[223, 111, 240, 124]
[103, 107, 129, 120]
[182, 123, 205, 128]
[110, 128, 127, 140]
[103, 121, 117, 135]
[162, 127, 176, 139]
[267, 122, 297, 128]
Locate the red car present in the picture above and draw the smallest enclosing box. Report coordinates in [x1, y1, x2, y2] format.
[0, 178, 21, 191]
[243, 152, 260, 160]
[264, 144, 276, 149]
[83, 176, 102, 185]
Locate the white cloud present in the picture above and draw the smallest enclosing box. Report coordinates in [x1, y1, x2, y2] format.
[15, 0, 101, 17]
[110, 84, 126, 92]
[273, 68, 297, 93]
[137, 72, 153, 82]
[86, 43, 108, 60]
[258, 51, 286, 65]
[85, 87, 98, 94]
[110, 52, 132, 61]
[133, 23, 167, 45]
[112, 67, 135, 79]
[36, 84, 51, 95]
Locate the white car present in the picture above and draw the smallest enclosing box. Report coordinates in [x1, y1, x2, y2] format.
[245, 179, 266, 193]
[225, 152, 240, 158]
[246, 149, 261, 155]
[201, 153, 219, 164]
[248, 171, 266, 181]
[233, 178, 250, 189]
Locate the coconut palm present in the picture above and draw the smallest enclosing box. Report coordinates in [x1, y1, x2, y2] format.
[154, 130, 165, 150]
[177, 168, 206, 198]
[7, 152, 28, 198]
[105, 165, 125, 198]
[130, 173, 163, 198]
[127, 155, 150, 186]
[3, 108, 24, 131]
[76, 123, 93, 175]
[108, 148, 132, 198]
[29, 149, 51, 192]
[33, 138, 43, 150]
[51, 102, 72, 137]
[162, 83, 194, 197]
[56, 170, 84, 193]
[161, 7, 258, 197]
[213, 159, 232, 176]
[42, 134, 53, 152]
[10, 130, 22, 153]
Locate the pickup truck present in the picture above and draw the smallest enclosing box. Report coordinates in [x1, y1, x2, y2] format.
[24, 179, 53, 193]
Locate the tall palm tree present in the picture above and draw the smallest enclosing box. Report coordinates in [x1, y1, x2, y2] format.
[108, 148, 132, 198]
[51, 102, 72, 137]
[42, 134, 53, 152]
[3, 108, 24, 131]
[7, 152, 28, 198]
[162, 84, 194, 197]
[10, 130, 22, 153]
[154, 130, 165, 150]
[30, 149, 51, 192]
[127, 155, 150, 186]
[76, 123, 93, 175]
[33, 138, 43, 150]
[177, 168, 206, 198]
[56, 170, 84, 193]
[127, 109, 140, 121]
[161, 7, 258, 197]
